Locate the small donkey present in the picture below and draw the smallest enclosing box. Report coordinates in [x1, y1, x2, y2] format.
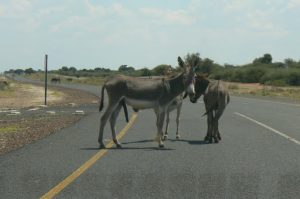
[162, 93, 183, 140]
[188, 74, 230, 143]
[132, 91, 184, 141]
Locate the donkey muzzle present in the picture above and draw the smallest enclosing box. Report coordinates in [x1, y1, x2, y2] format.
[186, 83, 195, 96]
[190, 96, 197, 103]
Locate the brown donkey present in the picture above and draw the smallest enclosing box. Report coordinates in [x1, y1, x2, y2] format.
[98, 56, 198, 148]
[188, 74, 230, 143]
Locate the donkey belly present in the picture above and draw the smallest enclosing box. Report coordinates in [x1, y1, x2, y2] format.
[125, 98, 156, 109]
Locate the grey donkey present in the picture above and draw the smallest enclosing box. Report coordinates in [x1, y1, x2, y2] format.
[98, 56, 199, 148]
[188, 74, 230, 143]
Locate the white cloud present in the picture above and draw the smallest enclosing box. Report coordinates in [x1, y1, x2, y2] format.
[223, 0, 249, 13]
[84, 1, 132, 17]
[50, 15, 87, 33]
[244, 9, 289, 38]
[11, 0, 31, 12]
[139, 7, 194, 25]
[85, 0, 107, 16]
[0, 0, 32, 18]
[37, 6, 65, 17]
[0, 5, 4, 16]
[287, 0, 300, 9]
[111, 3, 133, 16]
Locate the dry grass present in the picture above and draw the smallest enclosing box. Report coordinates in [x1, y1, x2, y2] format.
[0, 80, 65, 108]
[25, 73, 105, 85]
[226, 82, 300, 101]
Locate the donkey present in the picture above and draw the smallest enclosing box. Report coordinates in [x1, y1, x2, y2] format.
[51, 77, 61, 84]
[98, 56, 198, 148]
[162, 93, 183, 140]
[188, 74, 230, 143]
[130, 92, 184, 141]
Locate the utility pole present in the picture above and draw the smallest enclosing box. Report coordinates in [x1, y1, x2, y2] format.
[44, 54, 48, 106]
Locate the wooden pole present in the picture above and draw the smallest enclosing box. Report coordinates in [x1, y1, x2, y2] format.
[44, 54, 48, 106]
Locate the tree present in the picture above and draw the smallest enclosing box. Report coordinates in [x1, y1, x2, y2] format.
[284, 58, 296, 68]
[15, 69, 24, 75]
[185, 53, 201, 69]
[224, 64, 235, 69]
[261, 53, 272, 64]
[140, 68, 152, 76]
[152, 64, 172, 76]
[61, 66, 69, 72]
[69, 67, 77, 73]
[118, 65, 135, 72]
[253, 53, 272, 64]
[24, 68, 35, 74]
[201, 58, 214, 74]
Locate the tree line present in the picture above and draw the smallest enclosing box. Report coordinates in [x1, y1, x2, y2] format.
[4, 53, 300, 86]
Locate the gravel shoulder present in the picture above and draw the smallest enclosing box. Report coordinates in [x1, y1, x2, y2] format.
[0, 80, 99, 155]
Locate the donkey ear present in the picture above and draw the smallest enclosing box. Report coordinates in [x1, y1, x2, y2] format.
[177, 56, 184, 68]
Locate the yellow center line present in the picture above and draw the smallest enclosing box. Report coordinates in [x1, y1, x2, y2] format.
[40, 113, 138, 199]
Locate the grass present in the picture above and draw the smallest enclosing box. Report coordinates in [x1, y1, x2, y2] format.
[0, 79, 16, 97]
[0, 125, 21, 134]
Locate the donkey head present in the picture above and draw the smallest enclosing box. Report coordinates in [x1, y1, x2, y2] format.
[177, 56, 199, 96]
[189, 74, 210, 103]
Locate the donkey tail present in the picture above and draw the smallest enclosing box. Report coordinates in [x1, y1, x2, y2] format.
[99, 85, 106, 112]
[226, 94, 230, 105]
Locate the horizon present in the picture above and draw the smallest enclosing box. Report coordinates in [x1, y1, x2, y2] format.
[1, 0, 300, 72]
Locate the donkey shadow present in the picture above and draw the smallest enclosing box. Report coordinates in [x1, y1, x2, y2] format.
[81, 138, 207, 152]
[81, 139, 174, 151]
[123, 138, 208, 146]
[168, 138, 208, 145]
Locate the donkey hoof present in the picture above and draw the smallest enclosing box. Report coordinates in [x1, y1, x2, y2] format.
[99, 144, 106, 149]
[208, 137, 213, 143]
[176, 135, 180, 140]
[159, 144, 165, 148]
[214, 138, 219, 143]
[204, 136, 209, 141]
[116, 144, 122, 148]
[163, 135, 168, 141]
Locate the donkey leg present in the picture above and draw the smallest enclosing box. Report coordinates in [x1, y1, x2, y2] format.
[163, 111, 170, 141]
[110, 103, 122, 148]
[156, 109, 166, 148]
[175, 103, 182, 139]
[213, 119, 219, 143]
[214, 108, 225, 142]
[205, 111, 213, 143]
[215, 119, 221, 141]
[212, 111, 219, 143]
[98, 102, 118, 149]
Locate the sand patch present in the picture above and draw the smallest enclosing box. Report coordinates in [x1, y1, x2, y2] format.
[0, 82, 65, 108]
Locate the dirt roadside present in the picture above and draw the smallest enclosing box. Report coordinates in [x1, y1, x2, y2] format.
[0, 80, 99, 155]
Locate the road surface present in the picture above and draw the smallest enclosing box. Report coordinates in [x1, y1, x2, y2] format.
[1, 79, 300, 198]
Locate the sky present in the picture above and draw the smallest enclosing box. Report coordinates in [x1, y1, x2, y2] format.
[0, 0, 300, 72]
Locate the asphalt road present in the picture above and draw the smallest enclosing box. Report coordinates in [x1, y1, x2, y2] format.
[1, 79, 300, 199]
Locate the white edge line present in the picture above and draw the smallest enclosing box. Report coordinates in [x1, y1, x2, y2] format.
[234, 112, 300, 146]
